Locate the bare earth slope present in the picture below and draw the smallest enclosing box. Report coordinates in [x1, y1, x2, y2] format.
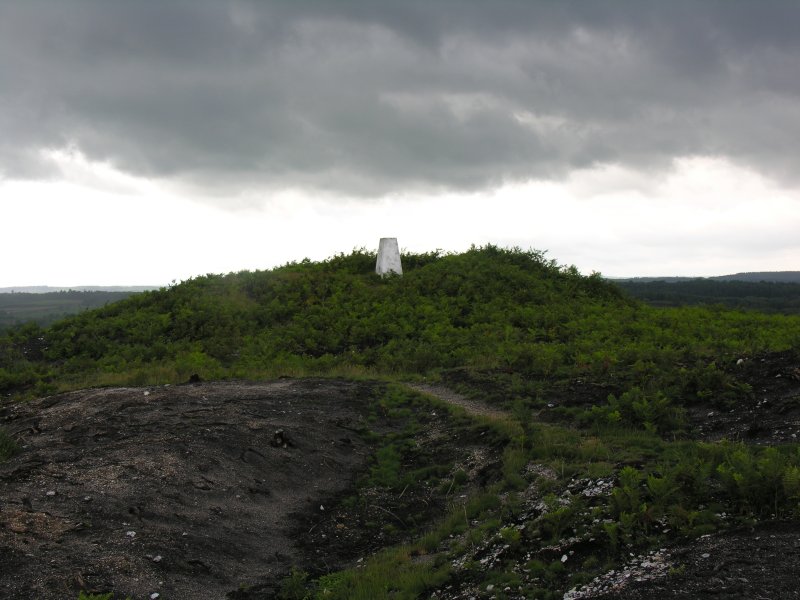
[0, 379, 379, 599]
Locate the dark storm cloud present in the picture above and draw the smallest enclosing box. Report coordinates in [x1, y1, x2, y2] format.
[2, 1, 800, 195]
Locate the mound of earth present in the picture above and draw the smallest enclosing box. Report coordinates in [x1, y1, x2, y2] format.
[0, 379, 383, 599]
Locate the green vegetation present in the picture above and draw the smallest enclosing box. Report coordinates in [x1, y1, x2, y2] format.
[2, 246, 797, 407]
[278, 548, 450, 600]
[300, 424, 800, 599]
[4, 246, 793, 599]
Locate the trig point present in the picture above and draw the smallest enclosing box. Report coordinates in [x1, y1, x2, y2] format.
[376, 238, 403, 277]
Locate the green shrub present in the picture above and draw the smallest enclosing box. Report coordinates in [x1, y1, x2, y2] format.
[278, 567, 312, 600]
[367, 444, 404, 488]
[500, 526, 522, 547]
[594, 388, 686, 434]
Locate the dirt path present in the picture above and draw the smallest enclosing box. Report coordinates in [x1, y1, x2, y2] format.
[404, 383, 512, 420]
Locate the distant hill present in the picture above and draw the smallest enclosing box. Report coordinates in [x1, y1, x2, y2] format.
[0, 285, 158, 294]
[711, 271, 800, 283]
[612, 271, 800, 283]
[0, 290, 146, 331]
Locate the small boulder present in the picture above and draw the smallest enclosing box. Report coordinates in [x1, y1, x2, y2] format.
[270, 429, 293, 448]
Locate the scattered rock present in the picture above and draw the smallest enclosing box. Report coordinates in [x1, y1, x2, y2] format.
[270, 429, 292, 448]
[563, 548, 673, 599]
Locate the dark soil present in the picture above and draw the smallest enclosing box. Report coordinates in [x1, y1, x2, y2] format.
[687, 350, 800, 444]
[0, 379, 386, 599]
[591, 521, 800, 600]
[0, 379, 503, 599]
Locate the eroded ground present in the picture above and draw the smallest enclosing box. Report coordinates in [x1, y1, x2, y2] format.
[689, 350, 800, 444]
[0, 379, 503, 600]
[0, 379, 384, 599]
[2, 352, 800, 600]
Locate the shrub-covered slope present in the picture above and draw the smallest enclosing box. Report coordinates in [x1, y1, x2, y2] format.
[1, 246, 797, 411]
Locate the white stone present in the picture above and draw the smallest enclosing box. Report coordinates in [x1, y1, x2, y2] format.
[375, 238, 403, 276]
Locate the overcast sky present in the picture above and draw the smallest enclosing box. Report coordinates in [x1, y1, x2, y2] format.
[1, 1, 799, 286]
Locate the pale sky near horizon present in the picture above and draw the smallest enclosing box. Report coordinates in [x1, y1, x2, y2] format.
[1, 1, 799, 286]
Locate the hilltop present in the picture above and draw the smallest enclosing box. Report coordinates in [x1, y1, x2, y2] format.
[713, 271, 800, 283]
[3, 246, 796, 402]
[1, 246, 800, 599]
[1, 246, 628, 397]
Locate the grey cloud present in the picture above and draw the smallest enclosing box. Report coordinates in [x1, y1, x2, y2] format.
[2, 1, 800, 197]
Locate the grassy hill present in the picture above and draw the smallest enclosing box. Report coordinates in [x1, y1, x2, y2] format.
[2, 246, 800, 599]
[2, 247, 798, 424]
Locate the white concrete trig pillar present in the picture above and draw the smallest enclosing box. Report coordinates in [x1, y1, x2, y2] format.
[375, 238, 403, 276]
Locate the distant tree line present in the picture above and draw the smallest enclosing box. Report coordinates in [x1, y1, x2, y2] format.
[614, 279, 800, 314]
[0, 291, 137, 333]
